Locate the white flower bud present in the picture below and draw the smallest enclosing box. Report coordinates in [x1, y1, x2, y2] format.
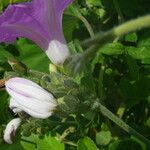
[3, 118, 21, 144]
[5, 77, 57, 119]
[46, 40, 70, 65]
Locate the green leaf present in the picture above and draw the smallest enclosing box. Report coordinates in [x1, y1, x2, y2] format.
[77, 137, 97, 150]
[63, 15, 78, 42]
[126, 55, 139, 80]
[125, 33, 138, 43]
[37, 135, 65, 150]
[127, 47, 150, 64]
[117, 0, 144, 17]
[86, 0, 102, 7]
[138, 35, 150, 48]
[96, 131, 112, 146]
[0, 142, 25, 150]
[0, 46, 14, 60]
[21, 135, 37, 150]
[21, 142, 36, 150]
[100, 43, 124, 55]
[0, 91, 9, 124]
[16, 39, 50, 72]
[108, 139, 144, 150]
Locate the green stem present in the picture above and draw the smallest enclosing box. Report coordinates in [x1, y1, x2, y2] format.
[82, 15, 150, 48]
[28, 69, 48, 78]
[64, 12, 94, 38]
[98, 64, 105, 100]
[98, 103, 150, 147]
[66, 15, 150, 73]
[83, 44, 100, 60]
[113, 0, 124, 23]
[59, 127, 76, 142]
[78, 15, 95, 38]
[63, 140, 77, 147]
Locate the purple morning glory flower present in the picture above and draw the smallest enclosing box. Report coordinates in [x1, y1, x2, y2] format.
[0, 0, 73, 65]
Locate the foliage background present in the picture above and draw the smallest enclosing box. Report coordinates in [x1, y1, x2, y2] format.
[0, 0, 150, 150]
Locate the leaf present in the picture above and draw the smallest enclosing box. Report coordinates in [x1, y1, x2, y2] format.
[125, 33, 138, 43]
[0, 91, 9, 124]
[16, 39, 50, 72]
[108, 139, 144, 150]
[96, 131, 112, 146]
[126, 55, 139, 80]
[86, 0, 102, 7]
[119, 76, 150, 108]
[0, 46, 14, 60]
[127, 47, 150, 64]
[36, 135, 65, 150]
[0, 142, 25, 150]
[138, 35, 150, 48]
[77, 137, 97, 150]
[100, 43, 124, 55]
[21, 135, 37, 150]
[63, 15, 78, 42]
[117, 0, 144, 17]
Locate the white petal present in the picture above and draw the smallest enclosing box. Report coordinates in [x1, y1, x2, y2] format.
[5, 77, 40, 88]
[5, 78, 55, 104]
[46, 40, 70, 65]
[8, 88, 56, 111]
[9, 98, 20, 109]
[3, 118, 21, 144]
[5, 77, 57, 119]
[9, 98, 22, 113]
[10, 98, 52, 118]
[8, 89, 56, 118]
[18, 106, 53, 119]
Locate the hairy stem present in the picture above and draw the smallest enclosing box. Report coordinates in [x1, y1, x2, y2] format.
[98, 64, 105, 100]
[99, 103, 150, 147]
[82, 15, 150, 48]
[79, 15, 95, 38]
[113, 0, 124, 23]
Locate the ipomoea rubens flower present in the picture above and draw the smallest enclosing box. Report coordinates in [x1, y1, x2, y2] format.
[5, 77, 57, 119]
[0, 0, 73, 65]
[3, 118, 21, 144]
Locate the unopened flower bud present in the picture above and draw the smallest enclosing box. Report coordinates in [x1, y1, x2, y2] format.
[5, 77, 57, 119]
[3, 118, 21, 144]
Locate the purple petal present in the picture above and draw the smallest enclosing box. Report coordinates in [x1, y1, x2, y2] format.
[0, 0, 73, 64]
[0, 3, 49, 49]
[32, 0, 73, 33]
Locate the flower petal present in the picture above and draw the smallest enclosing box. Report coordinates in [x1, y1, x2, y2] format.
[0, 0, 73, 65]
[5, 77, 55, 104]
[3, 118, 21, 144]
[7, 88, 56, 111]
[9, 98, 22, 113]
[0, 4, 49, 49]
[46, 40, 70, 65]
[6, 77, 57, 119]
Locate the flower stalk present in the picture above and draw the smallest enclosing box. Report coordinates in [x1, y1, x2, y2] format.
[82, 15, 150, 47]
[96, 102, 150, 147]
[66, 14, 150, 73]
